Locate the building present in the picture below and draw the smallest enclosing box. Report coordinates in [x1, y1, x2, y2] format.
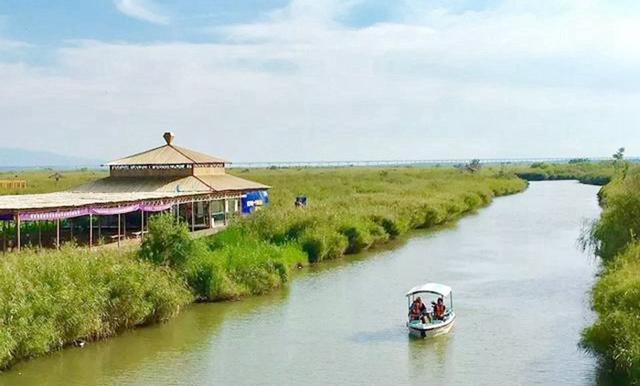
[0, 132, 269, 251]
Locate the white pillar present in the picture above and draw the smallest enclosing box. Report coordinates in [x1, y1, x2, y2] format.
[191, 200, 195, 232]
[117, 213, 121, 247]
[15, 214, 20, 252]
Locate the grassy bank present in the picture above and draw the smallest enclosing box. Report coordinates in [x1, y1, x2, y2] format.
[0, 246, 191, 369]
[0, 167, 527, 368]
[511, 161, 616, 185]
[581, 166, 640, 381]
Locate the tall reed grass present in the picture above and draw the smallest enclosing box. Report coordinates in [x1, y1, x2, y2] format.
[0, 246, 191, 369]
[581, 166, 640, 381]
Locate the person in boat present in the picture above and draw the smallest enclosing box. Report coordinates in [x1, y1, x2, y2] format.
[409, 297, 429, 323]
[432, 297, 446, 321]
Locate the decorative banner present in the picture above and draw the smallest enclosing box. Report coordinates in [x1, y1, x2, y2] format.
[90, 204, 141, 216]
[0, 214, 13, 221]
[19, 208, 90, 222]
[16, 201, 177, 222]
[140, 202, 173, 212]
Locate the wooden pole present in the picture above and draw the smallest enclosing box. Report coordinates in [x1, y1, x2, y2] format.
[191, 200, 195, 232]
[140, 210, 144, 241]
[89, 213, 93, 249]
[2, 221, 6, 254]
[98, 216, 101, 241]
[69, 219, 73, 241]
[38, 221, 42, 249]
[16, 214, 20, 252]
[123, 214, 126, 239]
[56, 218, 60, 249]
[117, 213, 121, 247]
[208, 200, 213, 229]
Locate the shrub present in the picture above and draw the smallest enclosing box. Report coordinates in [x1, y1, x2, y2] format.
[139, 214, 196, 268]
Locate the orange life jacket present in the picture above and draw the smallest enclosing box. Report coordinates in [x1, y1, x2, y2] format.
[434, 303, 445, 319]
[410, 302, 423, 319]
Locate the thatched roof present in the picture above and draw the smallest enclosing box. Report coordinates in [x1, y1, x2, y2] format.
[0, 191, 196, 211]
[72, 174, 268, 194]
[106, 144, 226, 166]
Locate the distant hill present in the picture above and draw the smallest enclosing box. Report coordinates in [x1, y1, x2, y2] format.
[0, 147, 102, 169]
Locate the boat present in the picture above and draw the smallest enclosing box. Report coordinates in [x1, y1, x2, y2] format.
[406, 282, 456, 338]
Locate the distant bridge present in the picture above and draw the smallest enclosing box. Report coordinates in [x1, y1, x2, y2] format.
[228, 157, 639, 169]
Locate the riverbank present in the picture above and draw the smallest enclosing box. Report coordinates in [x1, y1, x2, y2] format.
[511, 161, 616, 185]
[580, 166, 640, 382]
[0, 167, 526, 369]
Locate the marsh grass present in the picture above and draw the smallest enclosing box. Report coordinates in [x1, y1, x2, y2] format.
[580, 167, 640, 382]
[0, 169, 107, 195]
[222, 167, 526, 264]
[511, 161, 616, 185]
[0, 246, 191, 369]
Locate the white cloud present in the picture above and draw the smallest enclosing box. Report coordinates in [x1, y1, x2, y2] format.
[114, 0, 169, 25]
[1, 0, 639, 161]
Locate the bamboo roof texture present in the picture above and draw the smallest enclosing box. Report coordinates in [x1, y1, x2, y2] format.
[106, 144, 226, 166]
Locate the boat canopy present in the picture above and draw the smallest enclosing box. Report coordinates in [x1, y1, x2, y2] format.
[406, 283, 452, 297]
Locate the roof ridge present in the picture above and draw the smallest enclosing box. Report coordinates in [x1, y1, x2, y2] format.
[168, 144, 197, 163]
[104, 144, 169, 166]
[192, 175, 215, 191]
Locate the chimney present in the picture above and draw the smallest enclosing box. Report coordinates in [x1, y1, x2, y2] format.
[163, 132, 174, 145]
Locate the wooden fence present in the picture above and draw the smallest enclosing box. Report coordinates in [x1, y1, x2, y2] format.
[0, 180, 27, 189]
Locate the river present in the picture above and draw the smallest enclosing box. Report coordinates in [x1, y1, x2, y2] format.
[0, 181, 603, 386]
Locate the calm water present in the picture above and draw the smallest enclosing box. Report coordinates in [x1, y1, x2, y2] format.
[0, 181, 603, 386]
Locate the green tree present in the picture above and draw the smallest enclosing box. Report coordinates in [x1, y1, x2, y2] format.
[465, 159, 482, 173]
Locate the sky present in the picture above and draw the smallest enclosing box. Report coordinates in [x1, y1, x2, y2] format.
[0, 0, 638, 162]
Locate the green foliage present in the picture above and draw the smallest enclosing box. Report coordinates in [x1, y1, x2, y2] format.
[581, 165, 640, 381]
[183, 228, 306, 300]
[587, 169, 640, 262]
[568, 158, 590, 164]
[582, 243, 640, 380]
[0, 246, 191, 369]
[223, 167, 526, 265]
[514, 161, 616, 185]
[139, 214, 196, 268]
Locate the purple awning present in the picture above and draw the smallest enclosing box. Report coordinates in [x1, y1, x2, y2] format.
[140, 202, 173, 212]
[16, 201, 175, 222]
[91, 204, 141, 216]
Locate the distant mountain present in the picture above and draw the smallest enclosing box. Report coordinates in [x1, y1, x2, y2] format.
[0, 147, 103, 169]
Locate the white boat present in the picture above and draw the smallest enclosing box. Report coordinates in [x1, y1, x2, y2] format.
[406, 282, 456, 338]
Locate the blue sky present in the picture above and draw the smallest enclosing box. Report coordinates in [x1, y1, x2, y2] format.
[0, 0, 639, 162]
